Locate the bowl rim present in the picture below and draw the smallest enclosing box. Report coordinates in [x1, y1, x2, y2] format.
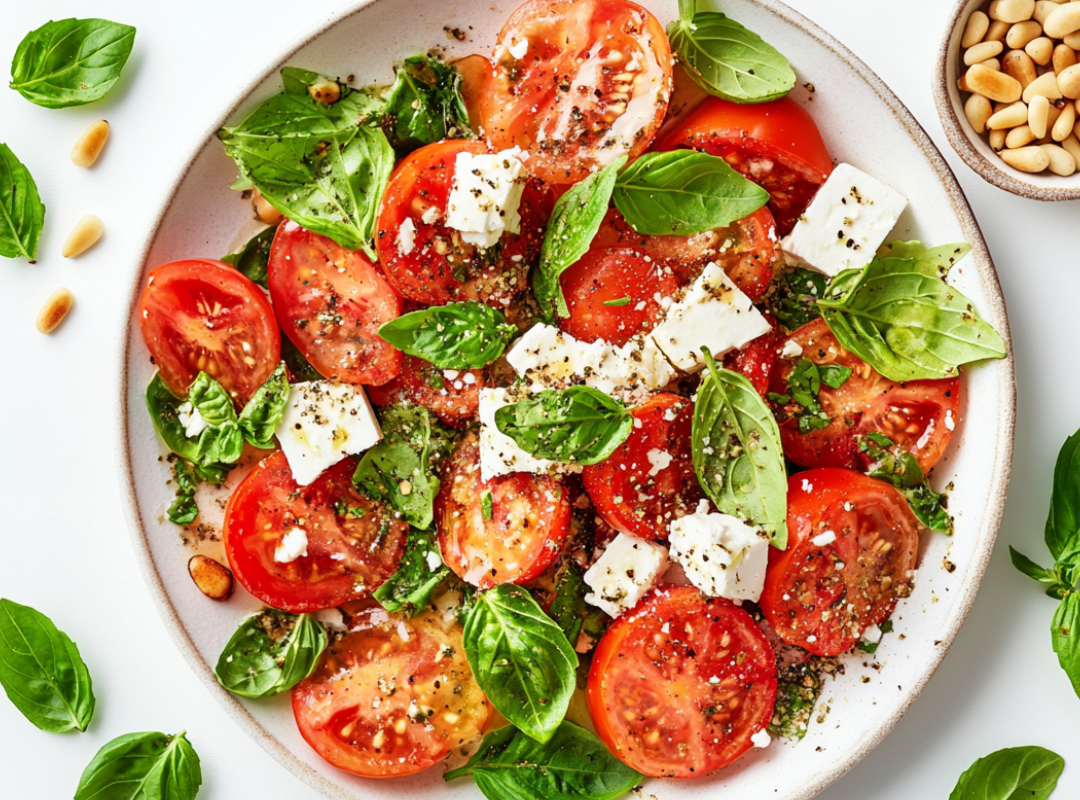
[114, 0, 1017, 798]
[933, 0, 1080, 201]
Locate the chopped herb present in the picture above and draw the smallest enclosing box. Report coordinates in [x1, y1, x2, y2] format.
[860, 435, 952, 534]
[602, 297, 632, 307]
[773, 358, 851, 434]
[481, 491, 493, 521]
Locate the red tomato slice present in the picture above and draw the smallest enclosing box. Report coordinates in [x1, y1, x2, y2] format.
[761, 469, 920, 656]
[138, 259, 281, 405]
[481, 0, 673, 184]
[223, 451, 408, 613]
[374, 139, 550, 306]
[366, 355, 483, 428]
[292, 605, 490, 777]
[658, 96, 834, 234]
[583, 393, 703, 539]
[436, 431, 571, 587]
[724, 317, 785, 397]
[588, 586, 777, 779]
[770, 319, 960, 473]
[268, 221, 404, 386]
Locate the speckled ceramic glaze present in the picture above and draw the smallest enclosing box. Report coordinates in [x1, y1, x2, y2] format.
[117, 0, 1016, 797]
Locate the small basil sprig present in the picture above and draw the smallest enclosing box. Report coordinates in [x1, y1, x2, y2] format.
[533, 156, 626, 322]
[949, 746, 1064, 800]
[373, 527, 450, 616]
[75, 731, 202, 800]
[168, 459, 199, 526]
[668, 0, 795, 104]
[445, 721, 642, 800]
[383, 54, 472, 151]
[693, 347, 788, 546]
[0, 599, 94, 733]
[237, 363, 290, 449]
[214, 609, 327, 698]
[378, 301, 517, 370]
[9, 18, 137, 109]
[0, 143, 45, 262]
[463, 585, 577, 743]
[768, 358, 852, 434]
[769, 267, 827, 331]
[221, 225, 277, 288]
[859, 434, 952, 534]
[495, 386, 633, 466]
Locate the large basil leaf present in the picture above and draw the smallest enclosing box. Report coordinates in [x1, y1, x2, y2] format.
[668, 0, 794, 104]
[818, 255, 1007, 382]
[463, 585, 577, 743]
[75, 731, 202, 800]
[221, 224, 277, 287]
[948, 745, 1064, 800]
[693, 348, 787, 546]
[878, 240, 972, 278]
[167, 459, 199, 526]
[0, 143, 45, 262]
[215, 609, 327, 698]
[768, 267, 827, 331]
[383, 54, 472, 151]
[373, 527, 450, 616]
[1052, 592, 1080, 700]
[378, 301, 517, 369]
[0, 599, 94, 733]
[9, 18, 136, 109]
[533, 156, 626, 322]
[445, 721, 641, 800]
[237, 364, 289, 450]
[494, 386, 633, 466]
[1044, 426, 1080, 575]
[612, 151, 769, 236]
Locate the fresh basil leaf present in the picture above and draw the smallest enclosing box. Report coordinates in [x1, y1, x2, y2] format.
[818, 254, 1007, 382]
[215, 609, 327, 698]
[373, 527, 450, 616]
[1010, 548, 1070, 599]
[0, 599, 94, 733]
[221, 225, 277, 287]
[693, 348, 788, 546]
[9, 18, 136, 109]
[192, 461, 230, 485]
[668, 3, 795, 104]
[279, 66, 340, 98]
[145, 373, 243, 470]
[495, 386, 633, 466]
[445, 721, 641, 799]
[384, 54, 472, 151]
[481, 490, 494, 521]
[281, 335, 322, 382]
[75, 731, 202, 800]
[378, 301, 517, 369]
[877, 240, 972, 279]
[548, 560, 608, 651]
[949, 745, 1064, 800]
[186, 372, 235, 426]
[533, 156, 626, 321]
[167, 460, 199, 526]
[1045, 426, 1080, 572]
[463, 584, 577, 743]
[603, 297, 631, 307]
[238, 364, 289, 449]
[0, 143, 45, 262]
[612, 151, 769, 236]
[768, 267, 827, 331]
[774, 358, 850, 435]
[859, 435, 952, 534]
[1052, 592, 1080, 700]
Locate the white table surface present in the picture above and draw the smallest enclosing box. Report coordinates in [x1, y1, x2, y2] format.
[1, 0, 1077, 797]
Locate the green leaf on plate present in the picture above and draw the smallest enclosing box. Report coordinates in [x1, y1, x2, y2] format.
[373, 527, 450, 616]
[75, 731, 202, 800]
[215, 609, 327, 698]
[221, 225, 278, 287]
[378, 301, 518, 370]
[383, 54, 472, 152]
[0, 143, 45, 262]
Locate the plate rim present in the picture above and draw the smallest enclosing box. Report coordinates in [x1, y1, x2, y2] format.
[113, 1, 1017, 798]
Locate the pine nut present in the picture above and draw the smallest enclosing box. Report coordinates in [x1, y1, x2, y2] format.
[1053, 43, 1077, 72]
[966, 40, 1005, 64]
[1061, 132, 1080, 163]
[988, 100, 1030, 128]
[965, 94, 994, 133]
[252, 192, 282, 224]
[1023, 69, 1064, 100]
[1065, 31, 1080, 48]
[968, 64, 1024, 101]
[1003, 50, 1038, 88]
[1030, 94, 1053, 135]
[963, 10, 991, 47]
[1007, 123, 1038, 147]
[1053, 98, 1077, 137]
[188, 555, 233, 601]
[1026, 36, 1056, 63]
[980, 57, 1003, 71]
[1001, 144, 1052, 170]
[1045, 3, 1080, 36]
[1041, 142, 1078, 173]
[70, 120, 109, 168]
[1059, 62, 1080, 96]
[989, 0, 1003, 20]
[62, 214, 104, 258]
[987, 19, 1012, 41]
[36, 288, 74, 334]
[1008, 20, 1045, 48]
[959, 75, 972, 92]
[997, 0, 1037, 24]
[307, 80, 340, 104]
[1035, 0, 1060, 26]
[990, 128, 1009, 150]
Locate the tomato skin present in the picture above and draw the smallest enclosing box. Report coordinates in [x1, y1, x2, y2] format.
[588, 586, 777, 779]
[658, 96, 833, 234]
[436, 431, 572, 587]
[481, 0, 673, 184]
[770, 319, 960, 473]
[366, 355, 483, 428]
[583, 394, 703, 539]
[292, 605, 490, 777]
[724, 317, 784, 397]
[268, 221, 404, 386]
[138, 259, 281, 405]
[761, 469, 920, 656]
[223, 451, 409, 613]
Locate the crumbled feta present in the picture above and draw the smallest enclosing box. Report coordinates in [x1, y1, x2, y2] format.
[274, 527, 309, 563]
[781, 340, 804, 359]
[446, 149, 527, 249]
[750, 729, 771, 749]
[507, 36, 528, 59]
[862, 623, 884, 645]
[811, 530, 837, 547]
[668, 510, 770, 602]
[478, 387, 581, 481]
[646, 448, 673, 477]
[425, 550, 442, 572]
[584, 533, 669, 618]
[396, 217, 417, 256]
[176, 402, 209, 438]
[781, 163, 908, 277]
[421, 205, 440, 225]
[945, 410, 956, 431]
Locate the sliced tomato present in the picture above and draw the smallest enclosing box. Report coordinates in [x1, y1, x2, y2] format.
[770, 319, 960, 473]
[481, 0, 673, 184]
[658, 96, 833, 234]
[292, 605, 490, 777]
[223, 451, 408, 613]
[588, 586, 777, 779]
[366, 355, 483, 428]
[436, 431, 571, 587]
[724, 317, 785, 397]
[583, 394, 703, 539]
[761, 469, 920, 656]
[374, 139, 550, 306]
[268, 221, 404, 386]
[138, 259, 281, 405]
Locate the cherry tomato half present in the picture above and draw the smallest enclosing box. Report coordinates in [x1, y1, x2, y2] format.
[366, 355, 483, 428]
[724, 317, 785, 397]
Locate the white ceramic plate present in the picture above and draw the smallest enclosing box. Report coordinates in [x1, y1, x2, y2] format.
[117, 0, 1016, 797]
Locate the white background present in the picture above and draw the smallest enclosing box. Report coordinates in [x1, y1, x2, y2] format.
[1, 0, 1078, 798]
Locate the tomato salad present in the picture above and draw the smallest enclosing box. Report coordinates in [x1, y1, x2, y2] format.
[139, 0, 1006, 795]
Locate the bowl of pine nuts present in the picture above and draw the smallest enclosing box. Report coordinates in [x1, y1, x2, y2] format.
[935, 0, 1080, 200]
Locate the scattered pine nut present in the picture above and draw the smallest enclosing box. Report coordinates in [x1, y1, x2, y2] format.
[252, 192, 282, 224]
[62, 214, 104, 258]
[188, 555, 234, 601]
[70, 120, 110, 168]
[36, 288, 74, 334]
[307, 80, 341, 104]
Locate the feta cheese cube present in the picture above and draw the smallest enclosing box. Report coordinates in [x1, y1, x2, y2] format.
[478, 387, 581, 481]
[584, 533, 669, 618]
[446, 149, 527, 249]
[668, 510, 770, 602]
[780, 163, 908, 277]
[176, 402, 209, 438]
[274, 527, 309, 563]
[648, 263, 771, 372]
[275, 381, 382, 486]
[396, 216, 417, 256]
